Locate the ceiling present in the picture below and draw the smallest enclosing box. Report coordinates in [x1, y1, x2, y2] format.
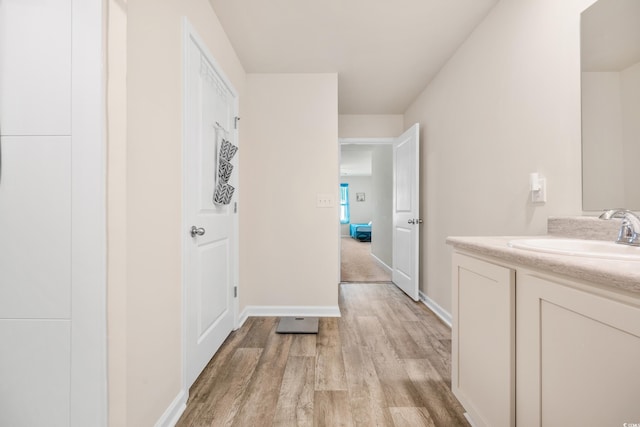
[209, 0, 499, 114]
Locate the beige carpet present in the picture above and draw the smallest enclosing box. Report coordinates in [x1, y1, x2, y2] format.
[340, 237, 392, 282]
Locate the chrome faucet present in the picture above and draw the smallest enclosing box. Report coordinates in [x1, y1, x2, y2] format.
[599, 209, 640, 246]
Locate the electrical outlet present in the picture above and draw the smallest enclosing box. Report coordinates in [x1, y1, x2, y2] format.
[317, 193, 335, 208]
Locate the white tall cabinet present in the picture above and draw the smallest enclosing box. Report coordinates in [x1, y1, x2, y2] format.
[0, 1, 106, 426]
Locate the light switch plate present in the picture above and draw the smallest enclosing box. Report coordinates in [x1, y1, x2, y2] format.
[531, 178, 547, 203]
[317, 193, 335, 208]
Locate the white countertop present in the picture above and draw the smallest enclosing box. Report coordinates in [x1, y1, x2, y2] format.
[446, 235, 640, 296]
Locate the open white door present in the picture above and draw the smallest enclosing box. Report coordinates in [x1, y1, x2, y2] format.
[183, 23, 238, 389]
[392, 123, 420, 301]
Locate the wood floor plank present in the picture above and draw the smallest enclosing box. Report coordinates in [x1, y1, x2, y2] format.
[356, 316, 422, 407]
[237, 316, 278, 348]
[342, 342, 394, 426]
[403, 321, 453, 384]
[412, 301, 451, 341]
[385, 287, 421, 322]
[403, 358, 470, 426]
[186, 318, 256, 405]
[370, 299, 428, 359]
[272, 356, 315, 427]
[315, 317, 348, 391]
[389, 407, 436, 427]
[340, 284, 377, 316]
[337, 310, 364, 349]
[231, 324, 293, 427]
[289, 333, 317, 357]
[176, 348, 262, 427]
[314, 390, 354, 427]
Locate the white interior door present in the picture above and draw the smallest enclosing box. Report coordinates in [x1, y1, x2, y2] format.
[0, 1, 106, 425]
[392, 123, 420, 301]
[184, 24, 238, 389]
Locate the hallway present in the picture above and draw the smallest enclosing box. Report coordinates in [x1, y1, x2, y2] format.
[177, 283, 468, 426]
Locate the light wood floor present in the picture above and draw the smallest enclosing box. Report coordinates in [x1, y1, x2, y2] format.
[176, 283, 469, 427]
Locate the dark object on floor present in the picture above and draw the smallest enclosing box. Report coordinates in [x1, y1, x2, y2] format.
[349, 223, 372, 242]
[276, 317, 319, 334]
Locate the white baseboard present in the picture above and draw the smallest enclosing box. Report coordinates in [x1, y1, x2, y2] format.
[370, 252, 392, 274]
[418, 291, 452, 328]
[464, 412, 478, 427]
[239, 305, 341, 324]
[154, 389, 187, 427]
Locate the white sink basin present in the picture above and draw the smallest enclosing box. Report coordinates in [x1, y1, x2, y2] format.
[508, 238, 640, 261]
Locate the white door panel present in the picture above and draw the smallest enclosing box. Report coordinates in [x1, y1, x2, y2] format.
[0, 320, 71, 427]
[392, 124, 420, 301]
[394, 228, 413, 279]
[184, 24, 238, 388]
[197, 239, 230, 337]
[0, 0, 71, 136]
[395, 143, 413, 211]
[0, 137, 71, 318]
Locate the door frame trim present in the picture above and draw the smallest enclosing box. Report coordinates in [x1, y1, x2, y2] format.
[180, 18, 240, 405]
[71, 0, 108, 424]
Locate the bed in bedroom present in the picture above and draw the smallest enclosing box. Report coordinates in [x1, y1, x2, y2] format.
[349, 223, 372, 242]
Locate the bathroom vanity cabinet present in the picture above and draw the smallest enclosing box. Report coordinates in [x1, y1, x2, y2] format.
[452, 249, 640, 427]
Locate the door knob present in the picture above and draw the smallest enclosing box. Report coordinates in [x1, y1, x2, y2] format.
[407, 218, 423, 225]
[408, 219, 415, 224]
[190, 226, 205, 237]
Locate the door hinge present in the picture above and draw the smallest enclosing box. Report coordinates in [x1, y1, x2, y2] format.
[234, 116, 240, 129]
[234, 286, 238, 298]
[234, 202, 238, 213]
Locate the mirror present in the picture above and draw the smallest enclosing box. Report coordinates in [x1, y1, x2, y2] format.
[581, 0, 640, 211]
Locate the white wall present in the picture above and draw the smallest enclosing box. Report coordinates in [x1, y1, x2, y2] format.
[106, 1, 246, 425]
[340, 175, 374, 236]
[404, 0, 596, 314]
[339, 114, 404, 138]
[241, 73, 339, 308]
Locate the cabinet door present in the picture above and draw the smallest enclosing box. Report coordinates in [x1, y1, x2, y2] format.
[452, 253, 515, 427]
[517, 274, 640, 426]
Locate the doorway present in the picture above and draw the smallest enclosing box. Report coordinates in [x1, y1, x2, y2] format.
[339, 139, 394, 283]
[339, 124, 421, 301]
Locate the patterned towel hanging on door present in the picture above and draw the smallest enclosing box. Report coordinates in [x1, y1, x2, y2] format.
[213, 127, 238, 206]
[219, 139, 238, 161]
[214, 182, 235, 205]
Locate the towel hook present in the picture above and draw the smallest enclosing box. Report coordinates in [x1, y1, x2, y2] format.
[214, 121, 229, 136]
